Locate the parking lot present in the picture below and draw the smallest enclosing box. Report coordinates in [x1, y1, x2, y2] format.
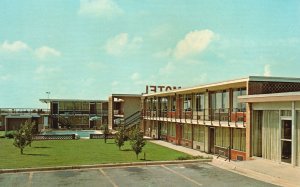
[0, 163, 277, 187]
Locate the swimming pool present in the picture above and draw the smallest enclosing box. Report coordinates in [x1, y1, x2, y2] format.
[41, 130, 102, 139]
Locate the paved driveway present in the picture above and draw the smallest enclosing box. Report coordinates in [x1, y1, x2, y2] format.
[0, 163, 278, 187]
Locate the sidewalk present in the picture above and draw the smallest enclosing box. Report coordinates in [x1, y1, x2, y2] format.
[150, 140, 300, 187]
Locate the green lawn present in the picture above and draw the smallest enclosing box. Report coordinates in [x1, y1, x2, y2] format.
[0, 139, 190, 169]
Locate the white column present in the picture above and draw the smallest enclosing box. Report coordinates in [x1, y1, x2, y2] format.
[292, 101, 296, 166]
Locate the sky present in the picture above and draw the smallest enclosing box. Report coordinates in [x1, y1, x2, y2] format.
[1, 0, 300, 108]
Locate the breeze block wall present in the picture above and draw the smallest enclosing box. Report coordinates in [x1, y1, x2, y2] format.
[248, 81, 300, 95]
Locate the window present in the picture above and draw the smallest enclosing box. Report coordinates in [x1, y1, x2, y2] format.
[146, 99, 151, 110]
[233, 128, 246, 151]
[196, 94, 204, 111]
[215, 127, 230, 148]
[161, 122, 167, 135]
[184, 95, 191, 111]
[161, 98, 168, 111]
[172, 97, 176, 111]
[222, 91, 229, 109]
[211, 91, 229, 110]
[168, 123, 176, 137]
[182, 124, 192, 140]
[216, 92, 222, 109]
[152, 99, 157, 111]
[233, 88, 246, 112]
[194, 125, 205, 142]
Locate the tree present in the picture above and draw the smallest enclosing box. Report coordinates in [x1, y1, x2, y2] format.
[114, 125, 126, 150]
[101, 124, 109, 143]
[130, 127, 146, 159]
[13, 121, 35, 154]
[24, 121, 35, 147]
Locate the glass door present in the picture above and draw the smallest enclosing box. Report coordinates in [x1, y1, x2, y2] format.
[281, 120, 292, 164]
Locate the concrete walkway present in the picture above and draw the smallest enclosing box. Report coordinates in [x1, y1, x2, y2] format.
[150, 140, 300, 187]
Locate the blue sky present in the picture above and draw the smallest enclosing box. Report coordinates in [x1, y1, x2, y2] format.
[1, 0, 300, 108]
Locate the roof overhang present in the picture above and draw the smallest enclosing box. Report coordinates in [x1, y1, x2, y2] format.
[239, 92, 300, 103]
[142, 77, 249, 98]
[112, 94, 141, 98]
[40, 99, 108, 103]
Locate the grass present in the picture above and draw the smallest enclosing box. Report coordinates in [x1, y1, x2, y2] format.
[0, 139, 190, 169]
[0, 131, 5, 137]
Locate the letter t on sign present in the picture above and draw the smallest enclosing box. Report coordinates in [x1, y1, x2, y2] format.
[158, 86, 165, 92]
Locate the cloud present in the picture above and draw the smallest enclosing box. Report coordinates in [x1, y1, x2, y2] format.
[131, 72, 140, 81]
[78, 0, 123, 18]
[159, 61, 175, 74]
[35, 65, 61, 74]
[173, 29, 214, 59]
[0, 74, 11, 81]
[153, 48, 172, 58]
[264, 64, 271, 76]
[35, 46, 61, 59]
[0, 41, 30, 52]
[104, 33, 143, 56]
[111, 81, 119, 86]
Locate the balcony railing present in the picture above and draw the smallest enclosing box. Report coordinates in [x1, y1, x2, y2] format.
[0, 108, 50, 114]
[54, 109, 108, 116]
[142, 108, 246, 127]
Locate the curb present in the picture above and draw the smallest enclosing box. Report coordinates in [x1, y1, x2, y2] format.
[0, 159, 212, 174]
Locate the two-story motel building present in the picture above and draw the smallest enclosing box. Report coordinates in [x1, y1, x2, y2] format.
[141, 76, 300, 165]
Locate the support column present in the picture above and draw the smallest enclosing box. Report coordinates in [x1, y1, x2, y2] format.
[4, 117, 7, 132]
[292, 101, 296, 166]
[245, 103, 252, 160]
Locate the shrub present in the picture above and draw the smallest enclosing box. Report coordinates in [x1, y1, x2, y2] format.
[5, 131, 15, 139]
[176, 155, 212, 160]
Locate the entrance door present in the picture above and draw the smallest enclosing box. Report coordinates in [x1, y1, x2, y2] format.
[209, 127, 215, 154]
[281, 120, 292, 164]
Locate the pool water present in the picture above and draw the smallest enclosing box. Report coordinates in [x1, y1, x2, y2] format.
[41, 130, 102, 138]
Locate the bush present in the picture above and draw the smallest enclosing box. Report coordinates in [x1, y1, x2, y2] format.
[176, 155, 210, 160]
[5, 131, 15, 139]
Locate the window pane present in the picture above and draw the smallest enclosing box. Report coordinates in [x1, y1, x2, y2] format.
[216, 93, 222, 109]
[222, 91, 229, 109]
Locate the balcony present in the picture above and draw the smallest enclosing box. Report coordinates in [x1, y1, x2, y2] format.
[55, 109, 108, 116]
[142, 108, 246, 128]
[0, 108, 50, 115]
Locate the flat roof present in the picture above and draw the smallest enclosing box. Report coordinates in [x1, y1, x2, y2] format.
[142, 76, 300, 98]
[112, 94, 141, 97]
[239, 91, 300, 103]
[40, 99, 108, 103]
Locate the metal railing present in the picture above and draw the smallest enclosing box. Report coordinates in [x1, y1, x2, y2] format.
[54, 109, 108, 116]
[0, 108, 50, 114]
[217, 146, 231, 162]
[142, 108, 246, 126]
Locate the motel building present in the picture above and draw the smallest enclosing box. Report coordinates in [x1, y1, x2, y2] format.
[39, 99, 108, 129]
[108, 94, 141, 130]
[141, 76, 300, 166]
